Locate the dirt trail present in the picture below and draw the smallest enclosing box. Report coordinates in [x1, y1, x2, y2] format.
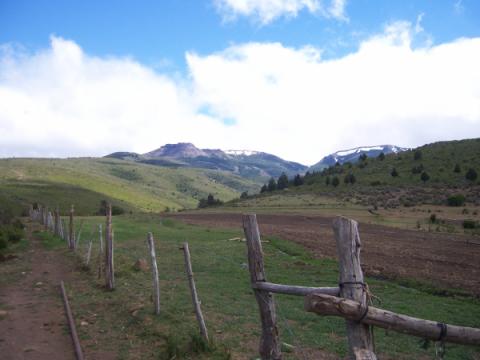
[0, 223, 76, 360]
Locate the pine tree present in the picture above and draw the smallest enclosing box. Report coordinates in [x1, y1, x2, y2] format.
[260, 184, 268, 193]
[325, 176, 330, 186]
[332, 176, 340, 187]
[293, 174, 303, 186]
[378, 152, 385, 161]
[414, 149, 422, 160]
[391, 168, 399, 177]
[277, 173, 289, 190]
[267, 177, 277, 192]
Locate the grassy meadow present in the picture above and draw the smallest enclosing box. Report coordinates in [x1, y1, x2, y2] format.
[0, 158, 258, 215]
[31, 214, 480, 359]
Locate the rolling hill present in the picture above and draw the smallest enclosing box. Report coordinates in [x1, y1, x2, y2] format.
[0, 157, 259, 215]
[232, 138, 480, 208]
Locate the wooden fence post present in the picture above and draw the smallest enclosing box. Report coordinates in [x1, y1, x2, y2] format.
[105, 204, 114, 290]
[69, 205, 75, 250]
[181, 242, 208, 342]
[85, 240, 93, 268]
[54, 208, 60, 236]
[44, 207, 49, 231]
[97, 224, 103, 279]
[333, 216, 376, 360]
[147, 232, 160, 315]
[243, 214, 282, 360]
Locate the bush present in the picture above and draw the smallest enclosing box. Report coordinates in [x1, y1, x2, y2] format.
[391, 168, 399, 177]
[447, 194, 466, 207]
[429, 214, 437, 224]
[465, 168, 478, 182]
[98, 200, 125, 215]
[462, 220, 478, 229]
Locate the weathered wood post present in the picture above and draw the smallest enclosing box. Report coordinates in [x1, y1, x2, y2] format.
[333, 216, 376, 360]
[29, 204, 34, 221]
[44, 207, 49, 231]
[105, 204, 114, 290]
[69, 205, 75, 250]
[147, 232, 160, 315]
[243, 214, 281, 360]
[54, 208, 60, 236]
[85, 240, 93, 268]
[181, 242, 208, 342]
[97, 224, 103, 279]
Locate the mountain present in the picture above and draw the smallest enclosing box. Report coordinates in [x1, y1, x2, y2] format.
[309, 145, 408, 171]
[107, 143, 308, 182]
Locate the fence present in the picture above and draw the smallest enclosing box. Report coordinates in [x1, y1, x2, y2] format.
[242, 213, 480, 360]
[28, 202, 210, 355]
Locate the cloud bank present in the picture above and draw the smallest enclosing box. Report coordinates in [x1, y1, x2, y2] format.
[1, 22, 480, 165]
[213, 0, 348, 24]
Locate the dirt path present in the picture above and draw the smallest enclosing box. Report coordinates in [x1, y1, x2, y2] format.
[171, 212, 480, 296]
[0, 222, 76, 360]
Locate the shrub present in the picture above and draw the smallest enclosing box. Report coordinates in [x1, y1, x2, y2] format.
[420, 171, 430, 183]
[447, 194, 466, 207]
[429, 214, 437, 224]
[454, 164, 461, 173]
[98, 200, 125, 215]
[391, 168, 399, 177]
[240, 191, 248, 199]
[465, 168, 478, 182]
[462, 220, 478, 229]
[378, 152, 385, 161]
[370, 180, 381, 186]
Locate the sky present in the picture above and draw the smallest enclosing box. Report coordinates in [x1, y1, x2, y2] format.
[1, 0, 480, 165]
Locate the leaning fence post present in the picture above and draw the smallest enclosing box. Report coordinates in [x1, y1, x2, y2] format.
[105, 204, 114, 290]
[181, 242, 208, 342]
[147, 232, 160, 315]
[333, 216, 376, 360]
[69, 205, 75, 250]
[85, 240, 93, 268]
[243, 214, 281, 360]
[97, 224, 103, 279]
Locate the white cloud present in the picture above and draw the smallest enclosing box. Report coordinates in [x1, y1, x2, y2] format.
[213, 0, 347, 24]
[1, 23, 480, 165]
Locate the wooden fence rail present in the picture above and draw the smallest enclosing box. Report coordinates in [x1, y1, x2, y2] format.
[244, 213, 480, 360]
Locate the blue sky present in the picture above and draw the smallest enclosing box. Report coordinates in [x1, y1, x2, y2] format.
[2, 0, 478, 68]
[1, 0, 480, 164]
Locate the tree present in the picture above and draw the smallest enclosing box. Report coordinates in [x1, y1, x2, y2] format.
[293, 174, 303, 186]
[344, 173, 356, 185]
[260, 184, 268, 193]
[391, 168, 399, 177]
[420, 171, 430, 183]
[414, 149, 422, 161]
[331, 176, 340, 187]
[466, 168, 478, 182]
[454, 164, 461, 173]
[277, 172, 289, 190]
[359, 153, 368, 162]
[240, 191, 248, 199]
[325, 176, 330, 186]
[378, 152, 385, 161]
[267, 177, 277, 192]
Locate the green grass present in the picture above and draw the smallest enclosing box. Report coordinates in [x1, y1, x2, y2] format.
[0, 158, 259, 215]
[55, 214, 479, 359]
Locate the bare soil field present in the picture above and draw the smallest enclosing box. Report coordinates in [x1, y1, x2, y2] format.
[171, 212, 480, 297]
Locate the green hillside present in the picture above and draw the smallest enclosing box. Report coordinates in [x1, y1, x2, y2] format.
[237, 138, 480, 209]
[0, 158, 259, 215]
